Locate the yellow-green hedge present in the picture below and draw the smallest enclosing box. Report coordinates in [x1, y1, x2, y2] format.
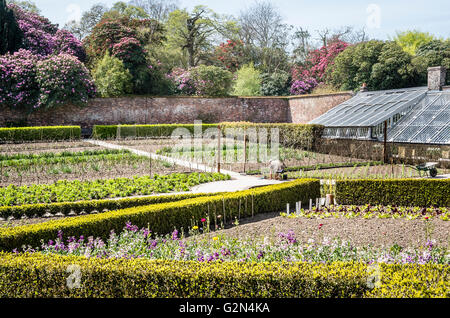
[0, 252, 368, 298]
[92, 124, 218, 139]
[0, 126, 81, 142]
[336, 179, 450, 207]
[0, 253, 447, 298]
[0, 179, 320, 251]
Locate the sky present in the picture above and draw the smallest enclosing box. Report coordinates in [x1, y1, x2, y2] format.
[31, 0, 450, 41]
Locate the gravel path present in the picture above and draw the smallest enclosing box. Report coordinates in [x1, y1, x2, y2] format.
[202, 212, 450, 247]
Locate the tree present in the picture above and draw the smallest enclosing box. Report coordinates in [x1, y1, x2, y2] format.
[93, 52, 132, 97]
[232, 63, 261, 96]
[103, 1, 149, 20]
[129, 0, 179, 22]
[166, 6, 236, 67]
[292, 40, 349, 84]
[327, 40, 420, 91]
[1, 0, 23, 54]
[412, 40, 450, 85]
[260, 70, 290, 96]
[64, 3, 108, 40]
[6, 0, 39, 13]
[292, 27, 312, 64]
[212, 39, 245, 72]
[190, 65, 233, 96]
[238, 0, 291, 72]
[394, 30, 435, 55]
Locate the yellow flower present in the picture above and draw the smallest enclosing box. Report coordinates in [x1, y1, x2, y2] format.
[192, 226, 199, 230]
[212, 236, 219, 241]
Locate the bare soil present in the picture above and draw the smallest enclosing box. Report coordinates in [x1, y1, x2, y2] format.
[200, 212, 450, 247]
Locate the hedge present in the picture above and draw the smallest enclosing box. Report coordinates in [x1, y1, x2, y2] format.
[336, 179, 450, 207]
[0, 253, 447, 298]
[0, 192, 217, 220]
[0, 253, 368, 298]
[92, 122, 324, 151]
[0, 126, 81, 142]
[92, 124, 218, 139]
[0, 179, 320, 251]
[221, 122, 324, 150]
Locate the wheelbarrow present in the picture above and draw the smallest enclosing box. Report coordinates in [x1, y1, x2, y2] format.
[414, 162, 439, 178]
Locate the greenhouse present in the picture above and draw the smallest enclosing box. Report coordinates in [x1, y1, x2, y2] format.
[310, 86, 450, 145]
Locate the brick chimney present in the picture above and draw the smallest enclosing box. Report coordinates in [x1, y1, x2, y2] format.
[360, 83, 368, 92]
[428, 66, 446, 91]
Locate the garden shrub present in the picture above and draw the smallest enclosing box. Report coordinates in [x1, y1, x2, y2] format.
[221, 122, 325, 150]
[232, 63, 261, 96]
[335, 179, 450, 207]
[93, 52, 132, 98]
[260, 70, 290, 96]
[0, 49, 38, 109]
[190, 65, 233, 96]
[35, 54, 96, 109]
[366, 263, 450, 298]
[0, 253, 446, 298]
[0, 126, 81, 142]
[0, 253, 370, 298]
[0, 179, 320, 250]
[92, 123, 219, 139]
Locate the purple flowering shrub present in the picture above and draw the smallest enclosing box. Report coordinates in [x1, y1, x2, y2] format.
[111, 37, 146, 70]
[8, 3, 85, 60]
[35, 54, 96, 109]
[0, 49, 39, 108]
[167, 68, 196, 95]
[290, 77, 319, 95]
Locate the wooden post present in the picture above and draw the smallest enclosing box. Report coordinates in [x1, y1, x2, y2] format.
[243, 132, 247, 173]
[217, 125, 221, 173]
[383, 120, 388, 164]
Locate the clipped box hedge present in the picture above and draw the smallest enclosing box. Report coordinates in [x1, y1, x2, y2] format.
[0, 253, 369, 298]
[0, 253, 447, 298]
[336, 179, 450, 207]
[92, 122, 324, 151]
[92, 124, 219, 139]
[221, 122, 324, 150]
[0, 179, 320, 251]
[0, 126, 81, 142]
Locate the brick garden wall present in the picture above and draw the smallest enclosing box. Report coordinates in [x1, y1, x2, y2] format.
[287, 92, 353, 123]
[0, 93, 353, 128]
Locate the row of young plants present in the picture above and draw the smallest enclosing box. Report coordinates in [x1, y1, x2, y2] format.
[0, 149, 128, 161]
[246, 161, 384, 175]
[0, 150, 141, 169]
[281, 205, 449, 221]
[0, 172, 230, 207]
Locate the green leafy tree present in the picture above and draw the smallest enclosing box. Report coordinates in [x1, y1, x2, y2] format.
[260, 70, 290, 96]
[232, 63, 261, 96]
[190, 65, 233, 96]
[394, 30, 435, 55]
[412, 39, 450, 85]
[370, 42, 419, 90]
[166, 6, 238, 67]
[328, 40, 421, 91]
[0, 0, 23, 54]
[93, 52, 132, 97]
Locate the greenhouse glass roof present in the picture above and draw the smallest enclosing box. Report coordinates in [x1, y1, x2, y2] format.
[310, 87, 450, 145]
[310, 87, 427, 127]
[387, 91, 450, 144]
